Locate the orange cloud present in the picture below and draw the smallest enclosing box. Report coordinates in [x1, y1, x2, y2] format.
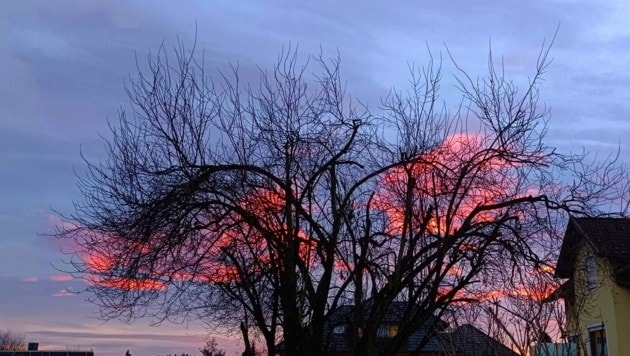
[50, 274, 73, 282]
[85, 252, 115, 274]
[90, 277, 167, 291]
[535, 264, 555, 274]
[375, 133, 523, 236]
[510, 282, 558, 302]
[69, 133, 525, 293]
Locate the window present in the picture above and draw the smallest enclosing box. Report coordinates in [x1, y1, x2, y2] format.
[585, 255, 597, 291]
[376, 324, 398, 338]
[377, 325, 389, 337]
[332, 324, 347, 335]
[567, 334, 579, 355]
[588, 325, 607, 356]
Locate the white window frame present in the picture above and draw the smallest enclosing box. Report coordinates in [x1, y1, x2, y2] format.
[587, 323, 608, 356]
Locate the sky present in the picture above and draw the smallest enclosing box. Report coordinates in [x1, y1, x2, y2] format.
[1, 1, 630, 355]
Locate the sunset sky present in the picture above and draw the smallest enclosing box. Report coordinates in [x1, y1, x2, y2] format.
[2, 1, 630, 355]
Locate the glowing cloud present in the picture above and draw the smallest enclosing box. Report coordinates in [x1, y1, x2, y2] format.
[50, 274, 73, 282]
[375, 132, 520, 236]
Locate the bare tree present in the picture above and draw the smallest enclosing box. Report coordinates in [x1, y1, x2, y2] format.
[447, 267, 565, 355]
[56, 40, 627, 356]
[0, 330, 26, 351]
[440, 251, 585, 356]
[200, 337, 226, 356]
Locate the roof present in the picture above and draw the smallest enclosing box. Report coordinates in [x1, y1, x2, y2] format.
[439, 324, 517, 356]
[323, 302, 446, 353]
[556, 216, 630, 279]
[325, 304, 354, 351]
[542, 279, 574, 303]
[322, 303, 512, 354]
[401, 322, 446, 353]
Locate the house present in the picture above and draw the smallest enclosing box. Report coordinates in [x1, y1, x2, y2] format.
[318, 302, 515, 355]
[555, 217, 630, 355]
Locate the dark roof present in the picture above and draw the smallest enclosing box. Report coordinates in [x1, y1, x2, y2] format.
[401, 321, 446, 353]
[556, 217, 630, 279]
[278, 306, 514, 355]
[323, 302, 446, 353]
[325, 304, 354, 351]
[439, 324, 517, 356]
[322, 304, 512, 354]
[542, 279, 574, 303]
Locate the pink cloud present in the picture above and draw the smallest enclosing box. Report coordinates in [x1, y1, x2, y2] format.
[46, 214, 81, 252]
[50, 274, 73, 282]
[47, 214, 79, 230]
[24, 276, 38, 283]
[52, 289, 74, 297]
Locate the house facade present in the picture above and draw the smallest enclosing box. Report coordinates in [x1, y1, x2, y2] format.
[555, 217, 630, 356]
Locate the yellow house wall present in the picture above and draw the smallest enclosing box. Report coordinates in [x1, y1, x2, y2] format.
[572, 242, 630, 355]
[610, 282, 630, 354]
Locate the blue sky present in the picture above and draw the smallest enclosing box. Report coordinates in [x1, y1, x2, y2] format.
[1, 1, 630, 355]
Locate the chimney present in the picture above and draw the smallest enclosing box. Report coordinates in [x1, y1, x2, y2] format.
[27, 342, 38, 351]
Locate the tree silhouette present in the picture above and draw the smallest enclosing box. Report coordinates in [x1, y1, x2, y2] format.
[57, 41, 627, 356]
[200, 338, 226, 356]
[0, 330, 26, 351]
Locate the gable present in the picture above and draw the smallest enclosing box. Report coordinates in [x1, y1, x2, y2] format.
[555, 217, 585, 278]
[556, 217, 630, 279]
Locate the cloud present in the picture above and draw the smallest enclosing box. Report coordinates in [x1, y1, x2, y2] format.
[1, 1, 630, 355]
[50, 274, 73, 282]
[30, 330, 206, 342]
[52, 289, 74, 297]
